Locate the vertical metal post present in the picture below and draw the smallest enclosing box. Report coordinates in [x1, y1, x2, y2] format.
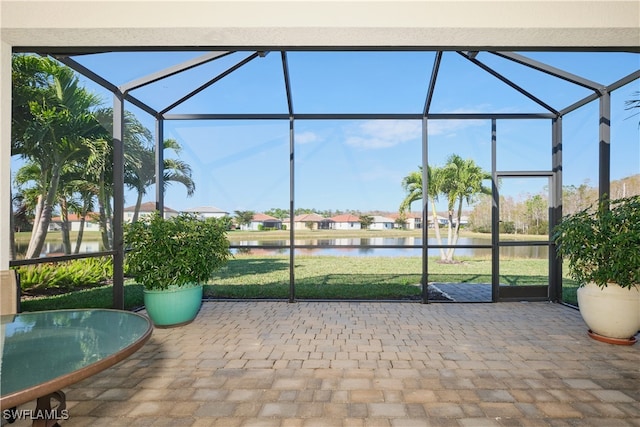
[491, 119, 499, 303]
[155, 118, 165, 216]
[112, 92, 125, 309]
[289, 117, 295, 303]
[421, 117, 429, 304]
[550, 116, 563, 302]
[599, 91, 611, 202]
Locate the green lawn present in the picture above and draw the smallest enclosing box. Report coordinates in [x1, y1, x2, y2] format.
[20, 254, 579, 311]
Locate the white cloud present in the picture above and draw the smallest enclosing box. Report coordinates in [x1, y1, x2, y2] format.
[345, 120, 421, 149]
[343, 117, 492, 149]
[295, 131, 321, 144]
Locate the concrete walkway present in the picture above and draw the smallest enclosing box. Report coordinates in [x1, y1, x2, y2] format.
[11, 301, 639, 426]
[429, 283, 492, 302]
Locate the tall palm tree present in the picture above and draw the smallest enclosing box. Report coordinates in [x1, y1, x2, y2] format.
[12, 55, 107, 258]
[400, 155, 490, 262]
[440, 154, 491, 260]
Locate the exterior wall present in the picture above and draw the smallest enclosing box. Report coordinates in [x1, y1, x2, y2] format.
[370, 216, 395, 230]
[71, 221, 100, 232]
[370, 221, 394, 230]
[0, 41, 10, 268]
[334, 221, 361, 230]
[294, 221, 315, 231]
[243, 220, 282, 231]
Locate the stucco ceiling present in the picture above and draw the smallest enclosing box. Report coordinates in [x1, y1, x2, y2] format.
[2, 1, 639, 49]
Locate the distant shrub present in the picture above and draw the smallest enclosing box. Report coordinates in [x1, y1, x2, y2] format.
[499, 221, 515, 234]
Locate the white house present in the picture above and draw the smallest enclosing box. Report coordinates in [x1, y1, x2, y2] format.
[369, 215, 395, 230]
[242, 213, 282, 231]
[48, 213, 101, 232]
[330, 214, 361, 230]
[288, 213, 333, 230]
[124, 202, 179, 222]
[388, 212, 422, 230]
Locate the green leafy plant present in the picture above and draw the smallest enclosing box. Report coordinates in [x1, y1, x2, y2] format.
[553, 195, 640, 289]
[17, 257, 113, 291]
[124, 212, 231, 291]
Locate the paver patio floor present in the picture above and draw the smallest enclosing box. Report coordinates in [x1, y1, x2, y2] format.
[10, 301, 640, 426]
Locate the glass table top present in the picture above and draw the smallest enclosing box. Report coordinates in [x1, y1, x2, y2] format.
[1, 309, 152, 398]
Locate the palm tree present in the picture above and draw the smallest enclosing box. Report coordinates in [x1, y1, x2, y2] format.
[440, 154, 491, 261]
[399, 165, 447, 260]
[234, 210, 255, 230]
[12, 55, 107, 258]
[359, 214, 374, 230]
[126, 138, 196, 223]
[92, 108, 151, 248]
[625, 91, 639, 124]
[400, 155, 490, 262]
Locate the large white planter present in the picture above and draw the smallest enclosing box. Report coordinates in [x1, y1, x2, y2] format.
[577, 282, 640, 343]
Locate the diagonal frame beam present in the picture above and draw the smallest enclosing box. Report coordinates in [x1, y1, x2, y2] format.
[490, 51, 604, 92]
[457, 51, 560, 116]
[120, 51, 233, 94]
[423, 51, 442, 116]
[55, 56, 158, 117]
[159, 52, 261, 115]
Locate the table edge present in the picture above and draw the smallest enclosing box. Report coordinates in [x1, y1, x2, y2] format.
[0, 309, 153, 409]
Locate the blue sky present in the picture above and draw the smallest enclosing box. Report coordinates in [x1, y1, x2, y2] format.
[14, 51, 640, 214]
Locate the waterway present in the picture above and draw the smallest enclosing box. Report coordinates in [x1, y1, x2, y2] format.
[20, 236, 549, 259]
[231, 237, 549, 259]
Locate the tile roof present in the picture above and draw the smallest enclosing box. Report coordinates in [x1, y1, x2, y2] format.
[124, 201, 178, 212]
[330, 214, 361, 222]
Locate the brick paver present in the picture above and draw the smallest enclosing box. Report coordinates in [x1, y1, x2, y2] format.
[8, 301, 639, 426]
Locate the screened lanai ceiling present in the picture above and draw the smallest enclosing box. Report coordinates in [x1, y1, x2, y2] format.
[54, 50, 640, 118]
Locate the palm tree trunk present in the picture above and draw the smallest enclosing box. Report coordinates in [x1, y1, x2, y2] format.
[26, 169, 59, 258]
[447, 199, 464, 260]
[74, 218, 86, 254]
[445, 209, 455, 262]
[132, 190, 144, 223]
[28, 194, 45, 254]
[25, 196, 53, 258]
[26, 193, 46, 258]
[97, 172, 112, 250]
[60, 198, 72, 254]
[74, 195, 92, 254]
[430, 198, 446, 261]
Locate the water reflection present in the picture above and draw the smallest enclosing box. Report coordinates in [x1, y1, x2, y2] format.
[20, 236, 548, 259]
[231, 237, 549, 259]
[15, 241, 104, 258]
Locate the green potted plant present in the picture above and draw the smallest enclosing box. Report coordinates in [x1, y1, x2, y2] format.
[553, 195, 640, 345]
[124, 211, 231, 327]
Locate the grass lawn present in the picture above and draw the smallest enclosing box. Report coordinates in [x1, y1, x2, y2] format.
[20, 254, 579, 311]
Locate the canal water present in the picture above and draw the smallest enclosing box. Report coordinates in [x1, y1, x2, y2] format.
[231, 237, 549, 259]
[20, 236, 549, 259]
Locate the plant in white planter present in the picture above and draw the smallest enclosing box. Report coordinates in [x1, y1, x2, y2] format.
[124, 211, 231, 327]
[553, 195, 640, 344]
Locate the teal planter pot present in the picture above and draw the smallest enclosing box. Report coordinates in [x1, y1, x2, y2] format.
[143, 284, 203, 327]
